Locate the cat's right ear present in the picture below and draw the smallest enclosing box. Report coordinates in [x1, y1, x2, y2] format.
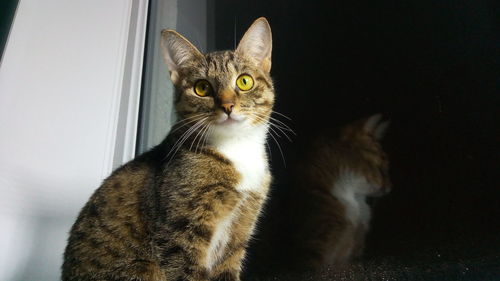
[160, 30, 204, 84]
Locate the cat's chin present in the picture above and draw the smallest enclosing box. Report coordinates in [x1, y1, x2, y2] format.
[214, 113, 246, 126]
[218, 119, 240, 126]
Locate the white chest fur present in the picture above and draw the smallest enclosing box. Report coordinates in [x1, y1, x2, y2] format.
[204, 200, 242, 270]
[331, 171, 372, 228]
[210, 124, 269, 192]
[203, 123, 269, 270]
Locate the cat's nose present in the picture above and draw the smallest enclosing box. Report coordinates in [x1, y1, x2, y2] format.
[219, 89, 235, 115]
[221, 103, 234, 115]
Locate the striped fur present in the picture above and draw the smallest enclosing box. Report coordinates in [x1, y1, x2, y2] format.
[62, 18, 274, 281]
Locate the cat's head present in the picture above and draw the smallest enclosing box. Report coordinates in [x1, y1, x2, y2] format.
[160, 18, 274, 139]
[338, 114, 392, 196]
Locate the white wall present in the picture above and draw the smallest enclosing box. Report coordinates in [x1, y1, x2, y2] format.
[0, 0, 147, 280]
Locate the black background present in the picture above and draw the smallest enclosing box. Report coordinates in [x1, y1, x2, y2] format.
[212, 0, 499, 278]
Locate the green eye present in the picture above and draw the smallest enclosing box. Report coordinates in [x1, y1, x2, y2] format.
[236, 74, 254, 91]
[194, 80, 212, 97]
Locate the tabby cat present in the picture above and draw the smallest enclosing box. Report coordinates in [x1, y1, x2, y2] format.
[285, 114, 391, 270]
[62, 17, 274, 281]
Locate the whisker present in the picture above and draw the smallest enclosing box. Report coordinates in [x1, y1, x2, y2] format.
[200, 123, 213, 154]
[202, 124, 214, 149]
[253, 112, 296, 135]
[195, 124, 207, 154]
[164, 128, 193, 160]
[165, 121, 205, 166]
[164, 117, 208, 165]
[267, 116, 296, 135]
[171, 113, 208, 126]
[272, 110, 292, 120]
[169, 114, 209, 134]
[252, 112, 289, 131]
[189, 121, 209, 152]
[248, 112, 267, 125]
[250, 113, 294, 142]
[270, 122, 293, 133]
[248, 112, 289, 166]
[193, 121, 211, 154]
[268, 126, 282, 139]
[270, 122, 292, 142]
[268, 129, 286, 166]
[176, 118, 207, 151]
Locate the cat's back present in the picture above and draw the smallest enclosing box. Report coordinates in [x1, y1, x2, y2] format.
[62, 143, 248, 280]
[62, 149, 164, 280]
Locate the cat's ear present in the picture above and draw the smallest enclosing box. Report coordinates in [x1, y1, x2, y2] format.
[374, 120, 390, 140]
[161, 30, 204, 84]
[236, 17, 272, 72]
[364, 113, 390, 140]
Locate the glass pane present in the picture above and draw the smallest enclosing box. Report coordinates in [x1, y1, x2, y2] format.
[137, 0, 214, 153]
[137, 0, 498, 279]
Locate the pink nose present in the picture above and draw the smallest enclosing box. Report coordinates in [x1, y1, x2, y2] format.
[221, 103, 234, 115]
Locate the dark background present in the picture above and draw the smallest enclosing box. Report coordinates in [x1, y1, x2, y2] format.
[212, 0, 499, 279]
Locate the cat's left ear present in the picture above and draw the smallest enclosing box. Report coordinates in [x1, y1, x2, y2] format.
[364, 114, 390, 140]
[236, 17, 273, 72]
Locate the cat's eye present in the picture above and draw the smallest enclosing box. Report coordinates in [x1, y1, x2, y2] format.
[194, 80, 212, 97]
[236, 74, 254, 91]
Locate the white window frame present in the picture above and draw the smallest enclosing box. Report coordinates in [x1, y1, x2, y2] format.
[111, 0, 149, 168]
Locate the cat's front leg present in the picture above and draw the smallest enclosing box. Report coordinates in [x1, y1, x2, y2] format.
[153, 232, 211, 281]
[154, 178, 243, 281]
[209, 245, 245, 281]
[210, 190, 269, 281]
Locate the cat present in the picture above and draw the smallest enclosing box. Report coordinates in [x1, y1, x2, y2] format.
[62, 17, 274, 281]
[285, 114, 392, 270]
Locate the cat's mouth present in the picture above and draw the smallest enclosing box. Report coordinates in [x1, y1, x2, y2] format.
[215, 112, 246, 125]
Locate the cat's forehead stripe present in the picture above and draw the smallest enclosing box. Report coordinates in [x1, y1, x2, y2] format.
[205, 51, 239, 78]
